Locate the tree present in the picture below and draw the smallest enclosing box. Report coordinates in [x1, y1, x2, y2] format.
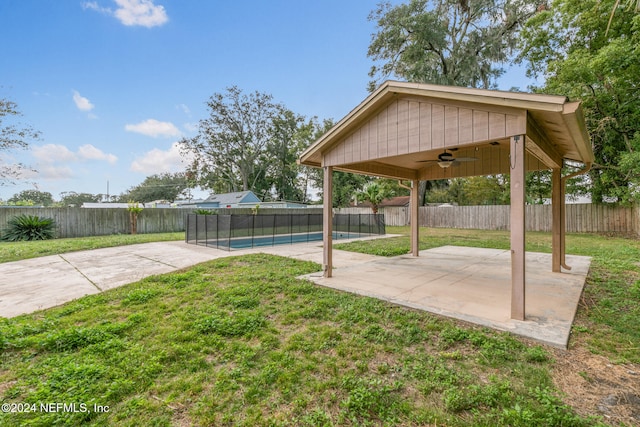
[367, 0, 545, 91]
[312, 171, 371, 208]
[127, 202, 143, 235]
[606, 0, 640, 35]
[367, 0, 545, 206]
[463, 175, 510, 205]
[356, 182, 395, 213]
[298, 119, 336, 204]
[265, 108, 314, 202]
[118, 172, 189, 203]
[519, 0, 640, 204]
[1, 97, 40, 184]
[8, 189, 54, 206]
[180, 86, 281, 194]
[59, 191, 102, 206]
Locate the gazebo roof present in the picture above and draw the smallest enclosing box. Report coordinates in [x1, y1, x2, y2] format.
[299, 81, 593, 180]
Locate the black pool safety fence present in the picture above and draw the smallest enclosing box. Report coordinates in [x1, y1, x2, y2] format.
[185, 213, 385, 251]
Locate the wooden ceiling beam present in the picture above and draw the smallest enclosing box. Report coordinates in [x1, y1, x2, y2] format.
[526, 115, 563, 169]
[334, 161, 418, 181]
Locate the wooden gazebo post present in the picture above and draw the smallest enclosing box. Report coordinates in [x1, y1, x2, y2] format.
[510, 135, 526, 321]
[411, 179, 420, 257]
[323, 165, 333, 278]
[552, 168, 563, 272]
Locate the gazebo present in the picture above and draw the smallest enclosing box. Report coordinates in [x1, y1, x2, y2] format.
[299, 81, 594, 322]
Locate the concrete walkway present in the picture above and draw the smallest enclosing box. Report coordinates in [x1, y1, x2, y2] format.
[0, 239, 591, 348]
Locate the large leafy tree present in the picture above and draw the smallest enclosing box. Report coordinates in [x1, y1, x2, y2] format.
[294, 120, 330, 204]
[311, 170, 371, 208]
[181, 87, 281, 195]
[519, 0, 640, 204]
[367, 0, 545, 90]
[265, 109, 317, 202]
[368, 0, 545, 205]
[59, 191, 102, 206]
[8, 189, 54, 206]
[118, 172, 189, 203]
[1, 98, 39, 184]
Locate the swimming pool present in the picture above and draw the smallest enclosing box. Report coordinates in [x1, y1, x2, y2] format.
[185, 213, 385, 251]
[206, 231, 366, 250]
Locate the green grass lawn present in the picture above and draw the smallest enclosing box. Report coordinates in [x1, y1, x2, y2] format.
[1, 227, 638, 426]
[0, 232, 184, 264]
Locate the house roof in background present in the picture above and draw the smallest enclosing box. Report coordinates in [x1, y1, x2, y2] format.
[355, 196, 410, 208]
[203, 191, 260, 205]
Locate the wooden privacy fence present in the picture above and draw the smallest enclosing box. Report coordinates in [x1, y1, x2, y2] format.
[0, 205, 637, 238]
[0, 208, 189, 238]
[337, 204, 640, 236]
[0, 208, 325, 239]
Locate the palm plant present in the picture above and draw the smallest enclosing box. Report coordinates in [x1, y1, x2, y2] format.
[356, 182, 394, 214]
[1, 215, 56, 241]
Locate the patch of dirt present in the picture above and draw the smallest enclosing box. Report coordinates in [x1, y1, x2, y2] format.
[551, 346, 640, 426]
[0, 379, 17, 396]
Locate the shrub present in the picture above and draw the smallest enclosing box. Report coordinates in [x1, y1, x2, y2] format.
[194, 208, 216, 215]
[1, 214, 56, 241]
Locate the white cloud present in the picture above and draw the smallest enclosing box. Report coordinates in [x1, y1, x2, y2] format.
[130, 142, 190, 173]
[32, 144, 78, 163]
[81, 1, 110, 14]
[176, 103, 190, 115]
[72, 90, 95, 112]
[82, 0, 168, 28]
[77, 144, 118, 164]
[125, 119, 181, 138]
[114, 0, 168, 27]
[31, 144, 117, 165]
[183, 122, 198, 133]
[35, 165, 75, 180]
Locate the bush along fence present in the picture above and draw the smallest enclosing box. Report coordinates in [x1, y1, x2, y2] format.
[185, 213, 386, 250]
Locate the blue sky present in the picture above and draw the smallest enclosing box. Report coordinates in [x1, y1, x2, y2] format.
[1, 0, 534, 202]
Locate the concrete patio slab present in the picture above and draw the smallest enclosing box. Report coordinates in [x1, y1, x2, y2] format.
[301, 245, 592, 349]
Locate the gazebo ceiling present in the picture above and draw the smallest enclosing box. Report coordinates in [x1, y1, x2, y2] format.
[299, 81, 593, 180]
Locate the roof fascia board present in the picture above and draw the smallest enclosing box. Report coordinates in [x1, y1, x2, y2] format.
[387, 81, 568, 112]
[562, 102, 595, 163]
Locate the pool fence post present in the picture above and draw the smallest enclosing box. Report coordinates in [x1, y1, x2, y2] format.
[251, 213, 255, 248]
[204, 214, 209, 248]
[271, 214, 275, 246]
[195, 214, 199, 246]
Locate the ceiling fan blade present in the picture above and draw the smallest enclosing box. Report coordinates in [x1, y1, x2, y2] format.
[453, 157, 478, 162]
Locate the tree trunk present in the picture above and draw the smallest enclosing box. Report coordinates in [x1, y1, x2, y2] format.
[130, 212, 138, 235]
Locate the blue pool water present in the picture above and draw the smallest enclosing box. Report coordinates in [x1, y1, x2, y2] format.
[202, 231, 364, 250]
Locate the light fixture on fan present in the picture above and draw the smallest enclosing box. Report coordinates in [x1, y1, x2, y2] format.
[437, 151, 455, 168]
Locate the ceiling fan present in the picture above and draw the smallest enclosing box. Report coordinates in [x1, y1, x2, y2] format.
[419, 149, 478, 168]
